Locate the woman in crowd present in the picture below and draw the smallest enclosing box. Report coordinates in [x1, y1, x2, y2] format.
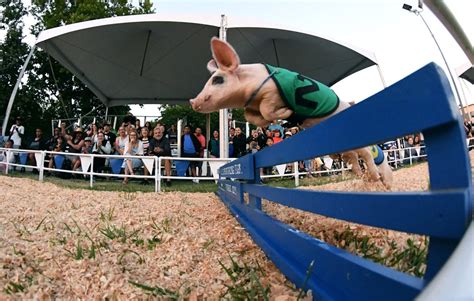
[114, 126, 128, 155]
[403, 136, 418, 164]
[64, 128, 84, 172]
[92, 132, 112, 173]
[140, 127, 151, 184]
[48, 135, 66, 170]
[122, 130, 144, 184]
[28, 128, 47, 169]
[208, 130, 220, 158]
[272, 130, 283, 144]
[87, 123, 99, 143]
[144, 121, 153, 137]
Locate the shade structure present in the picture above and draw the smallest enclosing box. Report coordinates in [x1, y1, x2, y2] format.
[36, 13, 377, 107]
[457, 63, 474, 84]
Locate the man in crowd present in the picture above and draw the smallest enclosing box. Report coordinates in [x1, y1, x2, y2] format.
[167, 124, 178, 145]
[194, 127, 206, 176]
[181, 125, 201, 183]
[232, 127, 246, 158]
[9, 117, 24, 149]
[149, 126, 172, 187]
[103, 122, 116, 146]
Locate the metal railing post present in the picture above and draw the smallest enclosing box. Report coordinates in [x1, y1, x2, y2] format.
[5, 150, 10, 174]
[294, 161, 299, 186]
[157, 157, 162, 192]
[90, 154, 94, 188]
[39, 151, 45, 181]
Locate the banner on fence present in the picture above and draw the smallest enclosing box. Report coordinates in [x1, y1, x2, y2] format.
[276, 164, 287, 176]
[209, 161, 226, 179]
[142, 157, 155, 175]
[80, 156, 92, 172]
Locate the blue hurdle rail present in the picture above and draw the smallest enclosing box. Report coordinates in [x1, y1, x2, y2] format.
[216, 63, 472, 300]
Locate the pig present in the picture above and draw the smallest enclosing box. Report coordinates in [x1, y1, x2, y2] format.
[190, 37, 392, 189]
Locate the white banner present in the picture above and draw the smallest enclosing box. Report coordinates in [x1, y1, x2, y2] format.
[276, 164, 287, 176]
[202, 160, 208, 176]
[209, 161, 226, 179]
[34, 153, 42, 168]
[142, 157, 155, 175]
[80, 156, 92, 172]
[323, 157, 333, 170]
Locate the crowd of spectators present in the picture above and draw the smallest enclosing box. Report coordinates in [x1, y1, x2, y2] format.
[2, 115, 470, 183]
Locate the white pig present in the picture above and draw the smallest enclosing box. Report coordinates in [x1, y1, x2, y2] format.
[190, 37, 392, 189]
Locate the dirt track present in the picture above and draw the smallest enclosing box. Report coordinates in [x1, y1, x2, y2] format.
[0, 153, 471, 299]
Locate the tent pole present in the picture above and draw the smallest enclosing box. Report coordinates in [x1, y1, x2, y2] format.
[206, 113, 211, 155]
[177, 119, 183, 157]
[105, 106, 109, 121]
[219, 14, 229, 158]
[2, 45, 36, 137]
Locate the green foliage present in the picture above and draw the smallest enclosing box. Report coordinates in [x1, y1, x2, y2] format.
[1, 0, 155, 139]
[128, 280, 180, 300]
[159, 105, 247, 132]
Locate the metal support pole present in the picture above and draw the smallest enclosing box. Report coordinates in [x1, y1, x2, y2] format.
[294, 161, 300, 186]
[219, 14, 229, 158]
[206, 113, 211, 152]
[105, 106, 109, 120]
[2, 45, 36, 137]
[39, 151, 45, 181]
[415, 10, 467, 118]
[177, 119, 183, 157]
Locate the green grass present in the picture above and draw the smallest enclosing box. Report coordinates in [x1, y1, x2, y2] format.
[2, 170, 353, 193]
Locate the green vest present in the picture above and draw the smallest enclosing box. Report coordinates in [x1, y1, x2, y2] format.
[264, 64, 339, 122]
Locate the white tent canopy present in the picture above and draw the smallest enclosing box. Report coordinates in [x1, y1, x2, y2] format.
[35, 13, 378, 107]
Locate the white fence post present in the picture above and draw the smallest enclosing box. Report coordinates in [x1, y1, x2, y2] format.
[294, 161, 299, 186]
[39, 151, 45, 181]
[155, 156, 159, 193]
[157, 157, 162, 192]
[89, 154, 94, 188]
[5, 150, 10, 175]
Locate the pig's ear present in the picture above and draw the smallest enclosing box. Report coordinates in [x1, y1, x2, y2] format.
[210, 37, 240, 72]
[207, 59, 218, 74]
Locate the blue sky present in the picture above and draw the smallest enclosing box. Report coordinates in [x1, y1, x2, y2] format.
[2, 0, 473, 119]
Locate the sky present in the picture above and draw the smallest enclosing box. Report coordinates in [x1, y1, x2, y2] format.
[1, 0, 473, 120]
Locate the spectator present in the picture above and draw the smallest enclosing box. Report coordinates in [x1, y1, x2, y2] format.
[149, 126, 172, 186]
[284, 131, 292, 139]
[123, 130, 144, 184]
[262, 137, 274, 175]
[268, 120, 284, 137]
[181, 125, 201, 183]
[91, 132, 112, 174]
[82, 137, 93, 154]
[0, 140, 15, 172]
[414, 134, 426, 161]
[28, 128, 47, 170]
[229, 127, 235, 140]
[144, 121, 153, 135]
[232, 127, 246, 158]
[290, 126, 299, 136]
[48, 136, 66, 171]
[194, 127, 206, 176]
[272, 130, 283, 144]
[103, 122, 116, 146]
[9, 117, 24, 149]
[64, 127, 84, 172]
[403, 136, 418, 165]
[114, 126, 128, 155]
[208, 130, 220, 158]
[135, 119, 141, 132]
[256, 127, 267, 149]
[87, 123, 98, 143]
[167, 124, 178, 144]
[246, 130, 261, 153]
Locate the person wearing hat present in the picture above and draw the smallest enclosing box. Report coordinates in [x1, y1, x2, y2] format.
[284, 131, 293, 139]
[9, 117, 24, 149]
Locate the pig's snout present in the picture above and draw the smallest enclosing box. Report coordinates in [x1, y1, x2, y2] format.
[189, 98, 202, 112]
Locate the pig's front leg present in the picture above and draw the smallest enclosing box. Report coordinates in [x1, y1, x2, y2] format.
[244, 108, 271, 127]
[260, 104, 293, 121]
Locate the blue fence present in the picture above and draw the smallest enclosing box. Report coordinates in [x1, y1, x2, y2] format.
[216, 63, 472, 300]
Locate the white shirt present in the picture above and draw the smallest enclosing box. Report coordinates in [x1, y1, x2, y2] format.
[9, 125, 24, 146]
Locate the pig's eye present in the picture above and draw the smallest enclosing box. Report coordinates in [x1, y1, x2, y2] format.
[212, 76, 224, 85]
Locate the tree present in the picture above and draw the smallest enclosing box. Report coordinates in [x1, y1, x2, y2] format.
[158, 104, 248, 133]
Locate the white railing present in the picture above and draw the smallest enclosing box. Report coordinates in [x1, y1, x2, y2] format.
[1, 140, 470, 192]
